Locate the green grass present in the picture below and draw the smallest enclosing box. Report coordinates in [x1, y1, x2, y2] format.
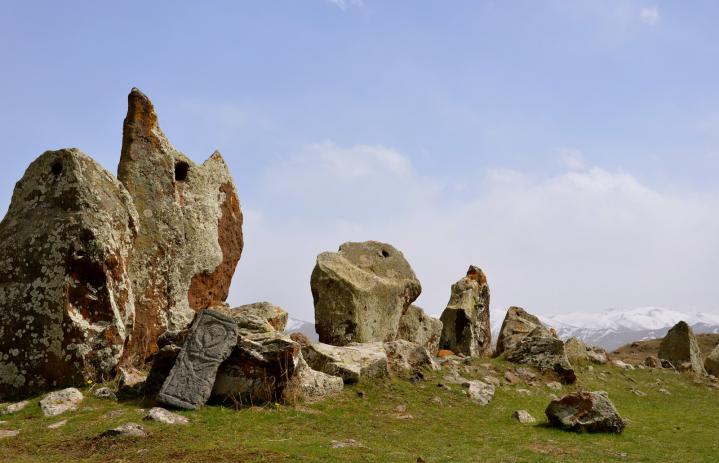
[1, 360, 718, 462]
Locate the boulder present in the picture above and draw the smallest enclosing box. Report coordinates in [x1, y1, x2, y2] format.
[302, 342, 390, 384]
[311, 241, 421, 345]
[439, 266, 492, 357]
[495, 307, 549, 357]
[658, 321, 706, 376]
[397, 305, 443, 355]
[383, 340, 439, 377]
[705, 345, 719, 376]
[118, 88, 244, 362]
[564, 337, 608, 365]
[0, 149, 138, 400]
[290, 357, 344, 403]
[505, 328, 576, 384]
[463, 380, 495, 405]
[157, 309, 239, 410]
[232, 302, 288, 332]
[545, 391, 626, 433]
[40, 388, 84, 417]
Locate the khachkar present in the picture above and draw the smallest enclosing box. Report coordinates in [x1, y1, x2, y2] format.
[157, 309, 239, 410]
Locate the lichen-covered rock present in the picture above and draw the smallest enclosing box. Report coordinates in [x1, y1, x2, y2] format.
[311, 241, 421, 346]
[290, 357, 344, 403]
[383, 340, 439, 377]
[495, 307, 550, 357]
[658, 321, 706, 376]
[545, 391, 626, 433]
[232, 302, 288, 332]
[118, 88, 243, 362]
[40, 388, 84, 417]
[705, 345, 719, 376]
[397, 305, 443, 355]
[0, 149, 138, 400]
[302, 342, 390, 384]
[505, 328, 576, 384]
[438, 266, 492, 357]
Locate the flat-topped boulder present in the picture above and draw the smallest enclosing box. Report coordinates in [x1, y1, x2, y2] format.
[311, 241, 421, 345]
[658, 321, 706, 376]
[439, 266, 492, 357]
[546, 391, 626, 433]
[302, 342, 390, 383]
[495, 307, 550, 357]
[397, 305, 443, 355]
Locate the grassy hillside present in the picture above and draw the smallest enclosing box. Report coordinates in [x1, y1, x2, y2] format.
[1, 359, 718, 462]
[613, 333, 719, 365]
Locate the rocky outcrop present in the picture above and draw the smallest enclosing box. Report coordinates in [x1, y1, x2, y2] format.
[118, 88, 243, 362]
[705, 345, 719, 376]
[658, 321, 706, 376]
[439, 266, 492, 357]
[397, 305, 443, 355]
[0, 149, 138, 400]
[311, 241, 421, 346]
[495, 307, 549, 357]
[505, 328, 576, 384]
[383, 340, 438, 377]
[545, 391, 626, 433]
[302, 342, 390, 383]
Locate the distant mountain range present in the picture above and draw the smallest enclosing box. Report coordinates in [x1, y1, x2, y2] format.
[289, 306, 719, 352]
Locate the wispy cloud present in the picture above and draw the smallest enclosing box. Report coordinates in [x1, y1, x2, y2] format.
[639, 6, 660, 26]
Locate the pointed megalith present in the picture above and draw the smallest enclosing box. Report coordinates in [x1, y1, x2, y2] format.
[118, 88, 244, 362]
[658, 321, 706, 375]
[0, 149, 138, 399]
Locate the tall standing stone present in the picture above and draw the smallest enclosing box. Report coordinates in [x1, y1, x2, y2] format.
[118, 88, 244, 362]
[0, 149, 138, 400]
[311, 241, 421, 345]
[438, 266, 491, 357]
[658, 321, 706, 375]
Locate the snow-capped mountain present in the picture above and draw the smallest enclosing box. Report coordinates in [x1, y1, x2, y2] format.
[539, 307, 719, 351]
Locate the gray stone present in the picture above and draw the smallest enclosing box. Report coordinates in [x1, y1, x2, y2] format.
[311, 241, 421, 345]
[47, 419, 68, 429]
[0, 429, 19, 439]
[233, 302, 288, 332]
[397, 305, 443, 355]
[143, 407, 189, 425]
[658, 321, 706, 376]
[705, 345, 719, 376]
[383, 340, 439, 377]
[546, 381, 562, 391]
[512, 410, 536, 424]
[505, 328, 576, 384]
[1, 400, 29, 415]
[158, 309, 238, 410]
[564, 337, 609, 365]
[495, 307, 550, 357]
[463, 380, 495, 405]
[102, 422, 147, 438]
[40, 388, 84, 417]
[118, 88, 244, 362]
[611, 359, 634, 370]
[545, 391, 626, 433]
[439, 266, 492, 357]
[290, 357, 344, 403]
[93, 387, 118, 401]
[302, 342, 390, 384]
[117, 367, 147, 396]
[0, 149, 138, 400]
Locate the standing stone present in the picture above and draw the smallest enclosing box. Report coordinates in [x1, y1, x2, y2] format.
[397, 305, 443, 355]
[157, 309, 238, 410]
[545, 391, 626, 433]
[705, 345, 719, 376]
[658, 321, 706, 376]
[118, 88, 243, 362]
[0, 149, 138, 400]
[439, 266, 491, 357]
[495, 307, 550, 357]
[311, 241, 421, 345]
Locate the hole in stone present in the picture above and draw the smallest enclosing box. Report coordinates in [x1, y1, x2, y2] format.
[51, 161, 63, 177]
[175, 161, 190, 182]
[381, 249, 390, 258]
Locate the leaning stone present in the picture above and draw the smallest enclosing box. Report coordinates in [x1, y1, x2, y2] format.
[439, 266, 492, 357]
[705, 345, 719, 376]
[143, 407, 189, 425]
[505, 328, 576, 384]
[233, 302, 288, 332]
[40, 388, 84, 417]
[397, 305, 443, 355]
[383, 340, 439, 377]
[158, 309, 238, 410]
[93, 387, 118, 401]
[545, 391, 626, 433]
[658, 321, 706, 376]
[302, 342, 389, 384]
[512, 410, 536, 424]
[463, 380, 495, 405]
[102, 422, 148, 438]
[311, 241, 422, 345]
[1, 400, 29, 415]
[495, 307, 550, 357]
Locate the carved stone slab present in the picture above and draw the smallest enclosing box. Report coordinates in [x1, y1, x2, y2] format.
[157, 309, 238, 410]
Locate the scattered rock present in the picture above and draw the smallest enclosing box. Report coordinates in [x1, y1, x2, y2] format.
[516, 388, 532, 396]
[483, 376, 501, 387]
[47, 420, 68, 430]
[504, 371, 522, 385]
[546, 382, 562, 391]
[40, 388, 84, 417]
[658, 388, 671, 395]
[439, 266, 492, 357]
[383, 340, 439, 377]
[102, 422, 148, 438]
[630, 389, 646, 397]
[495, 307, 550, 357]
[512, 410, 536, 424]
[658, 321, 706, 376]
[644, 356, 662, 369]
[704, 344, 719, 376]
[545, 391, 626, 433]
[505, 328, 576, 384]
[397, 305, 443, 355]
[144, 407, 189, 425]
[93, 387, 118, 401]
[610, 359, 634, 370]
[1, 400, 29, 415]
[332, 439, 364, 449]
[104, 410, 126, 419]
[0, 430, 19, 439]
[233, 302, 288, 332]
[303, 342, 389, 384]
[463, 380, 495, 405]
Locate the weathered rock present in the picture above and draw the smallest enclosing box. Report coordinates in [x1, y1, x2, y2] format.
[93, 387, 118, 401]
[0, 149, 138, 400]
[397, 305, 443, 355]
[311, 241, 421, 345]
[143, 407, 188, 425]
[102, 422, 147, 438]
[512, 410, 536, 424]
[290, 357, 344, 403]
[644, 355, 662, 369]
[546, 381, 562, 391]
[383, 340, 439, 377]
[40, 388, 84, 417]
[611, 359, 634, 370]
[290, 332, 312, 348]
[705, 345, 719, 376]
[545, 391, 626, 433]
[157, 309, 238, 410]
[118, 88, 243, 362]
[302, 342, 390, 384]
[0, 401, 29, 415]
[658, 321, 706, 376]
[564, 337, 607, 364]
[117, 367, 147, 397]
[439, 266, 492, 357]
[495, 307, 549, 357]
[463, 380, 495, 405]
[505, 328, 576, 384]
[233, 302, 288, 332]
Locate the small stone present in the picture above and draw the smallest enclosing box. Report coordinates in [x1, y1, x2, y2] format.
[512, 410, 536, 424]
[144, 407, 189, 425]
[1, 400, 29, 415]
[430, 396, 442, 405]
[0, 430, 19, 439]
[102, 422, 148, 438]
[464, 380, 495, 405]
[631, 389, 646, 397]
[611, 360, 634, 370]
[546, 382, 562, 391]
[93, 387, 118, 401]
[504, 371, 522, 385]
[48, 420, 68, 430]
[104, 410, 126, 419]
[517, 388, 532, 396]
[483, 376, 501, 387]
[332, 439, 364, 449]
[40, 388, 84, 417]
[394, 405, 407, 414]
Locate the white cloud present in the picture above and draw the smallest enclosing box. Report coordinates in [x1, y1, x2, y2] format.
[639, 7, 660, 25]
[230, 142, 719, 326]
[326, 0, 364, 10]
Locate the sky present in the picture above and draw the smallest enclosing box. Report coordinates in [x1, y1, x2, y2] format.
[1, 1, 719, 323]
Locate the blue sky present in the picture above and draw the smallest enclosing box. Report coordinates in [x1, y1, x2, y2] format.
[1, 1, 718, 321]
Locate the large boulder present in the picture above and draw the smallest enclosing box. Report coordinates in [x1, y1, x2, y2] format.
[705, 345, 719, 376]
[545, 391, 626, 433]
[302, 342, 390, 383]
[438, 266, 492, 357]
[118, 88, 244, 362]
[0, 149, 138, 400]
[658, 321, 706, 376]
[505, 328, 576, 384]
[311, 241, 421, 345]
[495, 307, 549, 357]
[397, 305, 443, 355]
